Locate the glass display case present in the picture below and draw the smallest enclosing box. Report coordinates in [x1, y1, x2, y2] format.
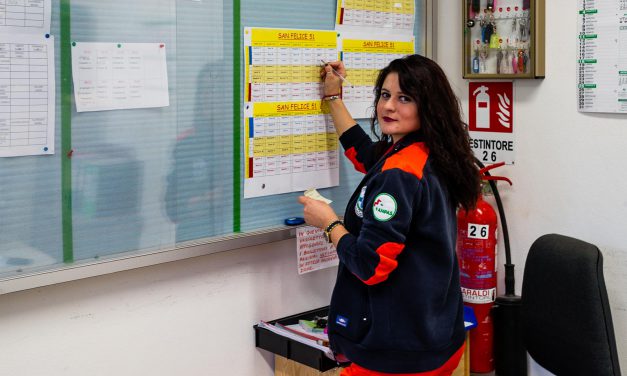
[462, 0, 545, 79]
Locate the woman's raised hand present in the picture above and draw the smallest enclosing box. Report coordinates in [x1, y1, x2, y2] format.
[320, 60, 346, 97]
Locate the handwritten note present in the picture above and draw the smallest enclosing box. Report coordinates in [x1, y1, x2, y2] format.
[296, 226, 339, 275]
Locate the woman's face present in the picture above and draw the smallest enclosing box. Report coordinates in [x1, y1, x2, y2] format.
[376, 72, 420, 144]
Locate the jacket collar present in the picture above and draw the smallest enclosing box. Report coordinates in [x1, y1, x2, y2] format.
[392, 129, 425, 150]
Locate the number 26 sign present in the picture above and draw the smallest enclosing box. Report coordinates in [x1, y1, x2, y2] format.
[468, 223, 489, 240]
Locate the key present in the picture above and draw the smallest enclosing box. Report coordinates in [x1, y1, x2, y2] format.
[496, 48, 503, 74]
[518, 49, 528, 73]
[480, 48, 488, 73]
[472, 48, 480, 73]
[482, 23, 494, 44]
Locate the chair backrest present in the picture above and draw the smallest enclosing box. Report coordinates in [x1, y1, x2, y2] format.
[521, 234, 622, 376]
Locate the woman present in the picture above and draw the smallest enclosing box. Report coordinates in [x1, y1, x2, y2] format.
[298, 54, 481, 375]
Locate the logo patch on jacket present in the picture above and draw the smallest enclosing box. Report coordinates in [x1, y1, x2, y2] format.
[372, 193, 397, 221]
[335, 315, 349, 327]
[355, 186, 366, 218]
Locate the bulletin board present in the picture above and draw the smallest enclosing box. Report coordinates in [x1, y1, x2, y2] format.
[0, 0, 427, 283]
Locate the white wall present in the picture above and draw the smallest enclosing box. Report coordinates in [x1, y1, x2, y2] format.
[0, 240, 336, 375]
[437, 0, 627, 372]
[0, 2, 625, 375]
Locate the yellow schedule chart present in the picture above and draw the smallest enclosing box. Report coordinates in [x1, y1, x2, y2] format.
[340, 37, 414, 118]
[336, 0, 415, 30]
[244, 28, 339, 103]
[243, 100, 339, 198]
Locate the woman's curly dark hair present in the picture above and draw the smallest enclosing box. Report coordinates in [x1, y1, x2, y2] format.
[371, 54, 480, 210]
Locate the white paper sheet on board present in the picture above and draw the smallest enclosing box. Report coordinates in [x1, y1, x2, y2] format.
[71, 42, 169, 112]
[0, 34, 55, 157]
[0, 0, 52, 35]
[334, 0, 416, 35]
[243, 27, 340, 198]
[243, 101, 340, 198]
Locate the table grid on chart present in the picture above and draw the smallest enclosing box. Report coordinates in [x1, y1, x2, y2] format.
[0, 0, 45, 28]
[341, 0, 414, 29]
[342, 52, 407, 101]
[248, 114, 339, 177]
[75, 47, 147, 109]
[0, 42, 49, 147]
[248, 47, 337, 102]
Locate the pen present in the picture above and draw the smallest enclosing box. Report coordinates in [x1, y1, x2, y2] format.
[320, 59, 354, 88]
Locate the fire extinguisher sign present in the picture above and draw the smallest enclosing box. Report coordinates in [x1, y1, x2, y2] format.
[468, 82, 515, 165]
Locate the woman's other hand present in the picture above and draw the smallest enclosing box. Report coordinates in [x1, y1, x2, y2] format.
[297, 196, 339, 230]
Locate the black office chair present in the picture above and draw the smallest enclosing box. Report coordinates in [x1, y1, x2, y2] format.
[521, 234, 622, 376]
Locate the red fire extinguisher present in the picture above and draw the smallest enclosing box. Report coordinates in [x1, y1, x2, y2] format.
[456, 162, 512, 374]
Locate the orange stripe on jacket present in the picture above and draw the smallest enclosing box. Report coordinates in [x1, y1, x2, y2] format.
[339, 342, 465, 376]
[362, 242, 404, 285]
[345, 147, 366, 173]
[381, 143, 429, 179]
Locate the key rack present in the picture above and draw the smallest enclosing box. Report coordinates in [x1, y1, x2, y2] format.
[462, 0, 545, 79]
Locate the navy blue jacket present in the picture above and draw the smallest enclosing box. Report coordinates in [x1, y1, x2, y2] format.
[328, 125, 465, 373]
